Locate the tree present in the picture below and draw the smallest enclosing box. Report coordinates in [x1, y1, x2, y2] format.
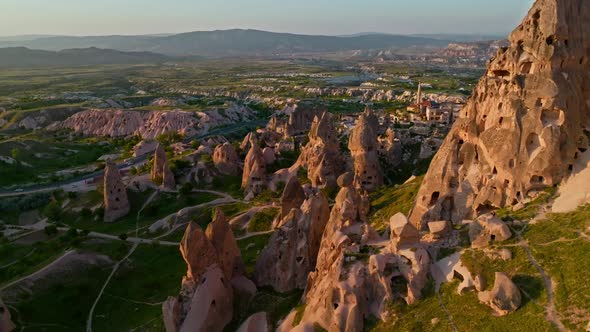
[43, 202, 62, 221]
[119, 233, 129, 241]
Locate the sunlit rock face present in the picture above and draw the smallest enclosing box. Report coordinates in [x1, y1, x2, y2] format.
[297, 112, 345, 188]
[411, 0, 590, 229]
[349, 109, 384, 192]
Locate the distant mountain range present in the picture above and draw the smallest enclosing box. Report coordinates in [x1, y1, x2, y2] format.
[0, 29, 456, 57]
[0, 47, 171, 67]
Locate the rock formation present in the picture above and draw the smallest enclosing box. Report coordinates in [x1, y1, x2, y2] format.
[242, 136, 267, 199]
[103, 160, 130, 223]
[378, 128, 402, 167]
[291, 173, 401, 331]
[237, 312, 268, 332]
[349, 109, 384, 191]
[205, 209, 245, 280]
[213, 142, 241, 176]
[478, 272, 522, 316]
[277, 176, 306, 223]
[254, 191, 330, 292]
[410, 0, 590, 228]
[284, 104, 326, 137]
[296, 112, 344, 188]
[163, 210, 254, 332]
[151, 143, 175, 190]
[468, 214, 512, 248]
[0, 296, 15, 332]
[262, 147, 276, 165]
[389, 212, 420, 251]
[53, 106, 257, 139]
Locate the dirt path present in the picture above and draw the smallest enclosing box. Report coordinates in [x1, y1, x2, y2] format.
[437, 293, 458, 332]
[86, 242, 139, 332]
[236, 230, 274, 241]
[514, 227, 567, 332]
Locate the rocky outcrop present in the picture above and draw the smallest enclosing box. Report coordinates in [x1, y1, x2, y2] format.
[54, 105, 257, 139]
[468, 214, 512, 248]
[292, 173, 396, 331]
[410, 0, 590, 228]
[0, 296, 15, 332]
[478, 272, 521, 316]
[103, 160, 130, 223]
[349, 109, 384, 191]
[284, 104, 326, 137]
[237, 312, 268, 332]
[205, 209, 245, 280]
[151, 144, 175, 190]
[164, 213, 254, 332]
[254, 191, 330, 292]
[262, 147, 276, 165]
[213, 143, 241, 176]
[277, 176, 306, 223]
[389, 212, 420, 251]
[378, 128, 402, 167]
[296, 112, 344, 188]
[242, 136, 267, 199]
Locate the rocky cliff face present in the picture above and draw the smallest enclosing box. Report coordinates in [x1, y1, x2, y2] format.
[151, 144, 175, 190]
[103, 160, 130, 223]
[254, 190, 330, 292]
[284, 104, 326, 137]
[213, 143, 241, 176]
[277, 176, 306, 223]
[349, 109, 384, 192]
[53, 104, 257, 139]
[411, 0, 590, 228]
[0, 296, 15, 332]
[297, 112, 344, 188]
[163, 210, 255, 332]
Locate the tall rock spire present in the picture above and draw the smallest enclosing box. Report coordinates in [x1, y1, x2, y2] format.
[410, 0, 590, 229]
[103, 160, 130, 223]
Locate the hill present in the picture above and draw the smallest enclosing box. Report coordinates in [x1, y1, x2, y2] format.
[0, 29, 451, 57]
[0, 47, 171, 67]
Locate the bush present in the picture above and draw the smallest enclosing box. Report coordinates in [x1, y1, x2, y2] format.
[248, 208, 279, 233]
[44, 224, 58, 236]
[118, 233, 129, 241]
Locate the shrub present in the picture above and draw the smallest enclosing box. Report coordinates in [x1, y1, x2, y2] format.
[118, 233, 129, 241]
[44, 224, 58, 236]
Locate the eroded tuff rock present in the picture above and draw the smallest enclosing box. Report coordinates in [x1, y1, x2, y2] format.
[213, 142, 241, 176]
[410, 0, 590, 228]
[0, 296, 15, 332]
[164, 213, 253, 332]
[242, 135, 268, 199]
[468, 214, 512, 248]
[277, 176, 306, 223]
[284, 104, 326, 137]
[103, 160, 130, 223]
[151, 143, 175, 190]
[296, 112, 344, 188]
[478, 272, 522, 316]
[254, 191, 330, 292]
[205, 209, 245, 280]
[378, 128, 403, 167]
[389, 212, 421, 252]
[349, 109, 384, 192]
[293, 173, 399, 331]
[237, 312, 268, 332]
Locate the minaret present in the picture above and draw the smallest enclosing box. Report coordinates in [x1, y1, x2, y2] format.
[416, 82, 422, 105]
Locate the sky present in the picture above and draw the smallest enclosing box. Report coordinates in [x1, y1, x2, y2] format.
[1, 0, 536, 37]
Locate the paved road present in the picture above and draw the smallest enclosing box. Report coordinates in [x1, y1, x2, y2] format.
[0, 119, 266, 198]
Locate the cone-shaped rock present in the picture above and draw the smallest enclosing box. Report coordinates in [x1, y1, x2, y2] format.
[278, 176, 306, 222]
[205, 208, 245, 280]
[410, 0, 590, 228]
[297, 112, 344, 188]
[349, 110, 384, 192]
[151, 143, 175, 190]
[103, 160, 130, 223]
